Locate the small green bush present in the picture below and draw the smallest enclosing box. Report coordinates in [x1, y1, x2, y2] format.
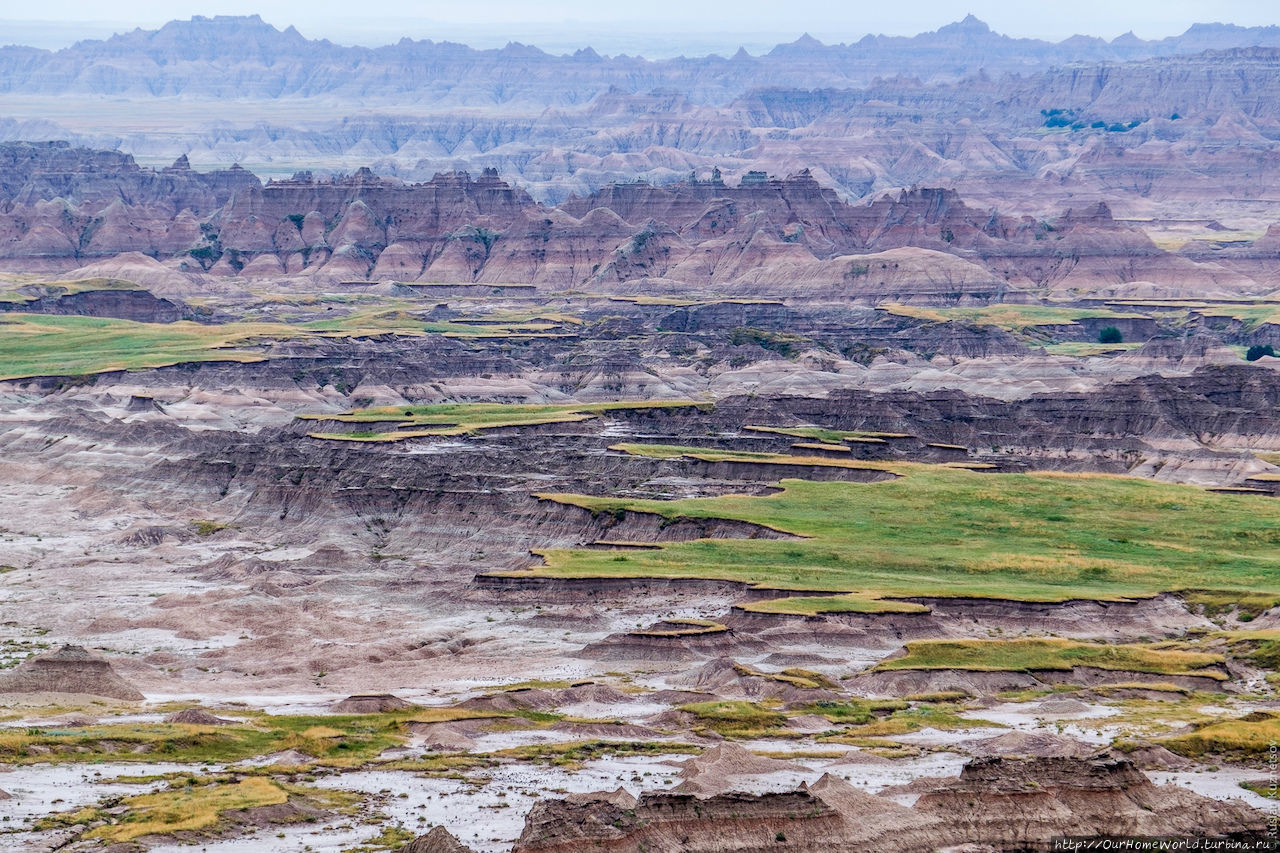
[1246, 344, 1275, 361]
[1098, 326, 1123, 344]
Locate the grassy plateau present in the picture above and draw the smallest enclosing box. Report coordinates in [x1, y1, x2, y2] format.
[303, 401, 709, 441]
[0, 301, 579, 380]
[874, 638, 1226, 679]
[518, 460, 1280, 607]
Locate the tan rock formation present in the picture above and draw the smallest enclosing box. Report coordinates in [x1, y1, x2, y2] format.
[0, 644, 144, 701]
[330, 693, 416, 713]
[396, 825, 477, 853]
[512, 754, 1267, 852]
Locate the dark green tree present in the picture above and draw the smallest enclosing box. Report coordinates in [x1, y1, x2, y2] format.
[1246, 344, 1276, 361]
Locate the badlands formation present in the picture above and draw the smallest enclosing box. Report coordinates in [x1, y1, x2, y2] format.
[0, 13, 1279, 853]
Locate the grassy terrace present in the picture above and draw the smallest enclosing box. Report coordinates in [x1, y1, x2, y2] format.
[882, 303, 1146, 332]
[0, 314, 274, 379]
[608, 295, 783, 307]
[38, 777, 359, 844]
[0, 707, 497, 766]
[0, 302, 579, 380]
[743, 425, 909, 443]
[739, 594, 930, 615]
[516, 463, 1280, 607]
[0, 276, 144, 305]
[1162, 711, 1280, 758]
[1042, 341, 1144, 357]
[1187, 303, 1280, 329]
[606, 442, 898, 471]
[632, 618, 728, 637]
[303, 402, 710, 442]
[874, 638, 1227, 679]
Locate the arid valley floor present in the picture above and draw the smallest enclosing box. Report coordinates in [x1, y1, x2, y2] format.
[2, 13, 1280, 853]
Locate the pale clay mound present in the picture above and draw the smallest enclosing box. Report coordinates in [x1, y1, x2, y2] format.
[0, 644, 143, 701]
[163, 707, 233, 725]
[965, 730, 1097, 758]
[674, 743, 810, 796]
[396, 826, 477, 853]
[330, 693, 417, 713]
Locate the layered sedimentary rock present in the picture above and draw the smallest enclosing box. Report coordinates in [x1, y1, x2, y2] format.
[0, 644, 143, 700]
[510, 755, 1266, 852]
[6, 17, 1280, 220]
[330, 693, 416, 713]
[0, 143, 1267, 299]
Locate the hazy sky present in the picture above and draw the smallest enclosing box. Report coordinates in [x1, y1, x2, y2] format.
[3, 0, 1278, 55]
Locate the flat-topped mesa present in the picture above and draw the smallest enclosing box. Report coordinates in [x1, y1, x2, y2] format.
[0, 644, 144, 701]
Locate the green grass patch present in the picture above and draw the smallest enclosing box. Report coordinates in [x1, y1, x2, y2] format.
[348, 825, 421, 852]
[732, 664, 841, 691]
[303, 401, 710, 442]
[1087, 681, 1192, 696]
[633, 618, 727, 637]
[1207, 630, 1280, 672]
[487, 678, 588, 691]
[520, 466, 1280, 605]
[191, 520, 230, 537]
[0, 298, 591, 380]
[0, 314, 275, 379]
[609, 442, 897, 471]
[494, 739, 700, 766]
[1193, 304, 1280, 331]
[1162, 711, 1280, 759]
[0, 709, 488, 766]
[739, 593, 929, 615]
[1240, 780, 1277, 799]
[678, 701, 787, 738]
[800, 699, 908, 724]
[875, 638, 1226, 679]
[744, 425, 907, 443]
[38, 776, 359, 843]
[882, 303, 1144, 332]
[903, 691, 971, 703]
[0, 277, 145, 305]
[1183, 590, 1280, 621]
[819, 704, 1003, 739]
[609, 295, 783, 307]
[1043, 342, 1144, 356]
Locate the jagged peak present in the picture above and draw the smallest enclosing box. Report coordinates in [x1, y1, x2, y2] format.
[768, 32, 825, 55]
[938, 14, 992, 36]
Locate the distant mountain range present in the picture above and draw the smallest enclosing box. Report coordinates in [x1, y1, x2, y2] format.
[2, 14, 1280, 105]
[2, 15, 1279, 219]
